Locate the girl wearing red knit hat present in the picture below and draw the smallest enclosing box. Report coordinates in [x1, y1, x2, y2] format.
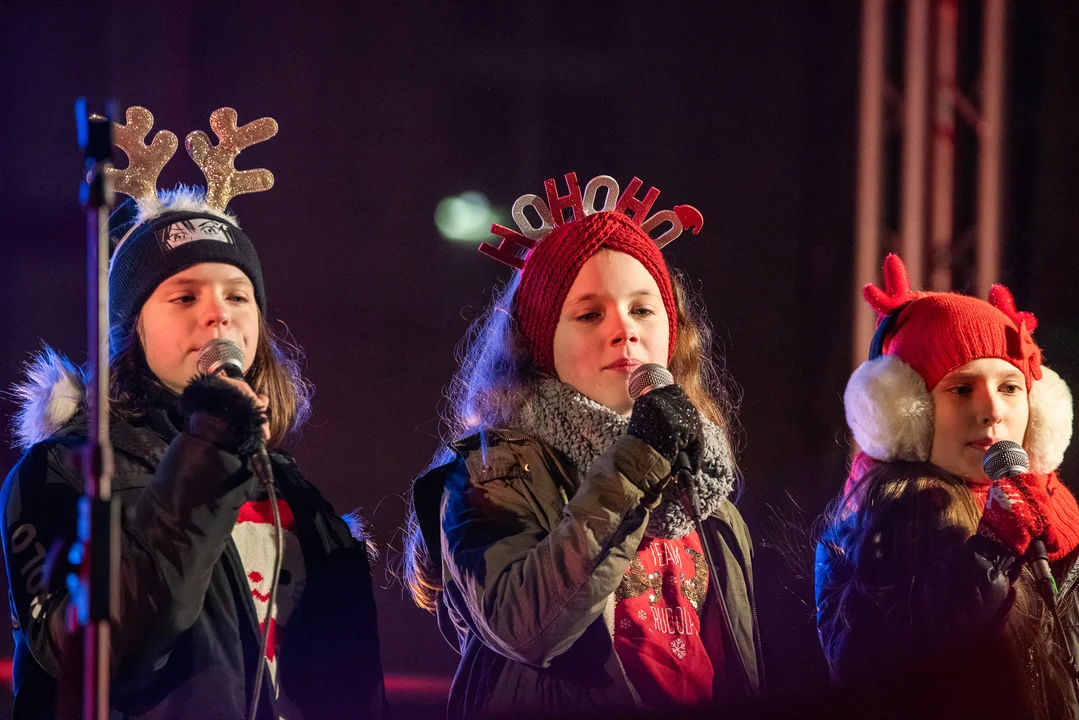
[816, 254, 1079, 717]
[404, 173, 762, 717]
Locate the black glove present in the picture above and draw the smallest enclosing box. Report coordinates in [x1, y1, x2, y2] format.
[180, 374, 266, 456]
[627, 384, 703, 471]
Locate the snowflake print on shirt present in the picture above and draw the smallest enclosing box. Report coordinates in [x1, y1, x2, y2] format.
[232, 497, 306, 698]
[613, 531, 714, 707]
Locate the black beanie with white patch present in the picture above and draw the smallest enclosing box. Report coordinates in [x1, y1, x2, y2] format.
[107, 197, 266, 335]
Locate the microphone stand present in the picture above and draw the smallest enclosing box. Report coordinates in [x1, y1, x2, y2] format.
[72, 99, 120, 720]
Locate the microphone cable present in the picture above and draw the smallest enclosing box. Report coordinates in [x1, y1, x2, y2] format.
[628, 363, 755, 695]
[248, 472, 282, 720]
[196, 339, 283, 720]
[985, 442, 1079, 691]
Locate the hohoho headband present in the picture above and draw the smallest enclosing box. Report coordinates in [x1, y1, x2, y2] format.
[477, 171, 703, 270]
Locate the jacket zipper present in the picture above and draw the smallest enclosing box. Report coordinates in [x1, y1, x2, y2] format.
[1055, 555, 1079, 609]
[529, 437, 578, 495]
[1051, 555, 1079, 684]
[224, 540, 279, 719]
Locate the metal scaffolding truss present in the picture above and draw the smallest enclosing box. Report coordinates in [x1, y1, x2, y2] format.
[852, 0, 1007, 369]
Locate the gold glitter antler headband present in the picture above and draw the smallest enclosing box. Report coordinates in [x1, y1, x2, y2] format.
[185, 108, 278, 211]
[103, 106, 179, 203]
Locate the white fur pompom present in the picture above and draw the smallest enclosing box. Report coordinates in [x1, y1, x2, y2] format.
[135, 185, 237, 226]
[1026, 365, 1073, 474]
[844, 354, 933, 462]
[11, 347, 87, 451]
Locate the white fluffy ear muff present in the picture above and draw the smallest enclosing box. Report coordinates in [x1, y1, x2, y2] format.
[1025, 365, 1074, 474]
[844, 354, 934, 462]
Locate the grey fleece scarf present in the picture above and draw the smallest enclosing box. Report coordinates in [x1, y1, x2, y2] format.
[516, 378, 736, 539]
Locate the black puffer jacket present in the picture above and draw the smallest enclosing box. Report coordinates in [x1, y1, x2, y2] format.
[815, 477, 1079, 717]
[2, 367, 386, 719]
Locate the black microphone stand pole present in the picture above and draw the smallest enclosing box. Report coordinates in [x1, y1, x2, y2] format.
[73, 99, 120, 720]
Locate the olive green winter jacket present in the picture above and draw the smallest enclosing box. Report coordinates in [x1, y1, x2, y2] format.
[412, 428, 763, 719]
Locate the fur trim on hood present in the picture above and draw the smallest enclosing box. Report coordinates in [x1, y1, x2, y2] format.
[10, 346, 87, 451]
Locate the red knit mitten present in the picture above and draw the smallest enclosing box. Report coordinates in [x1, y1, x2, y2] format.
[1042, 474, 1079, 560]
[977, 472, 1052, 557]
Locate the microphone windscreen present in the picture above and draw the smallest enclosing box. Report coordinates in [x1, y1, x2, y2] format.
[196, 338, 245, 378]
[983, 440, 1029, 481]
[628, 363, 674, 400]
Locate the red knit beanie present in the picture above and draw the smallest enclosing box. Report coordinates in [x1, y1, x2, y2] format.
[515, 211, 677, 373]
[866, 254, 1043, 391]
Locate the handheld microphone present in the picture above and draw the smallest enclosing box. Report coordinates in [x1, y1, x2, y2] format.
[628, 363, 702, 521]
[983, 440, 1056, 609]
[195, 339, 273, 488]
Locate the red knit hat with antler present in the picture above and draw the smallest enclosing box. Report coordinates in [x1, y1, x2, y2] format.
[867, 254, 1043, 390]
[516, 211, 677, 373]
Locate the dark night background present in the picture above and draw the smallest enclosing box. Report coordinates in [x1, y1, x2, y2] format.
[1, 2, 1077, 717]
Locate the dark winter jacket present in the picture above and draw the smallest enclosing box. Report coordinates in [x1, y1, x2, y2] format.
[412, 428, 762, 719]
[815, 480, 1079, 716]
[2, 362, 386, 719]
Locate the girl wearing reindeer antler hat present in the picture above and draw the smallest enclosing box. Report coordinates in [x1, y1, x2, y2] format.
[2, 107, 386, 719]
[403, 172, 762, 717]
[815, 254, 1078, 717]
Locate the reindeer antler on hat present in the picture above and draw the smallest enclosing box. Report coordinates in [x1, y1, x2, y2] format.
[103, 107, 179, 204]
[863, 253, 920, 317]
[103, 105, 277, 212]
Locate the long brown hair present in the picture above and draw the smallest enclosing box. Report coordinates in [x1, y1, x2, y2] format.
[817, 461, 1073, 718]
[402, 265, 741, 612]
[110, 313, 311, 447]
